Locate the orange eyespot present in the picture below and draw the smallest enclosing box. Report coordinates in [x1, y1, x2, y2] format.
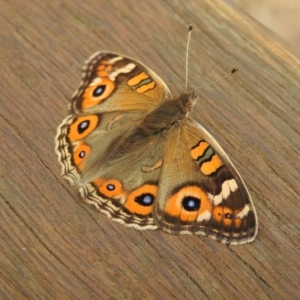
[73, 143, 91, 171]
[93, 178, 124, 198]
[81, 78, 115, 109]
[165, 186, 212, 222]
[68, 115, 99, 142]
[212, 206, 242, 227]
[125, 184, 157, 215]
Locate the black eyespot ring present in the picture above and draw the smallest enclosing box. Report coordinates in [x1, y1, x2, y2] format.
[134, 193, 154, 207]
[79, 151, 85, 158]
[225, 213, 233, 219]
[93, 85, 106, 97]
[182, 196, 200, 211]
[78, 120, 90, 134]
[107, 184, 115, 191]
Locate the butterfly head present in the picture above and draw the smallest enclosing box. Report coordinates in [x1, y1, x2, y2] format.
[177, 91, 198, 116]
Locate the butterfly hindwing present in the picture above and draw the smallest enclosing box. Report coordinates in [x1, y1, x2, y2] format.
[154, 118, 257, 245]
[78, 125, 166, 229]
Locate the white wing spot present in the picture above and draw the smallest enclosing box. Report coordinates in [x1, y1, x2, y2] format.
[208, 179, 239, 205]
[109, 63, 136, 80]
[222, 180, 231, 199]
[228, 178, 238, 193]
[90, 77, 103, 86]
[109, 56, 124, 64]
[236, 204, 250, 219]
[212, 193, 223, 206]
[197, 210, 211, 222]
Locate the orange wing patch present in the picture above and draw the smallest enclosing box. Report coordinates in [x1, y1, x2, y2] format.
[127, 72, 149, 86]
[190, 141, 209, 160]
[190, 140, 223, 176]
[200, 154, 223, 176]
[127, 71, 156, 93]
[96, 59, 112, 77]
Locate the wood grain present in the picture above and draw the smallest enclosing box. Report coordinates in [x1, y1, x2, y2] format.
[1, 0, 299, 299]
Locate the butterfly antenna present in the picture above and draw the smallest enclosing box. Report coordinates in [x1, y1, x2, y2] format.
[193, 68, 238, 92]
[185, 24, 193, 93]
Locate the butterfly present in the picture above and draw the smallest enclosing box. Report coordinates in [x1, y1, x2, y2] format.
[55, 48, 258, 245]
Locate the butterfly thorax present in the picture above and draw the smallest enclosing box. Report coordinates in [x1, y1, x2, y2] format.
[136, 91, 198, 137]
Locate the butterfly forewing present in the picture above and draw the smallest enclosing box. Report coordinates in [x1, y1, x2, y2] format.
[70, 52, 171, 114]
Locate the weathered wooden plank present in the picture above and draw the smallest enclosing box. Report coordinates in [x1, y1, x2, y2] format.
[1, 0, 299, 299]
